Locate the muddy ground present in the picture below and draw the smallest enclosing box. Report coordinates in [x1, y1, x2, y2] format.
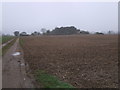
[21, 35, 118, 88]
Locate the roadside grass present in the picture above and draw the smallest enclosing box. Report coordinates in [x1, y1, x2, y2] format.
[35, 70, 75, 88]
[2, 36, 14, 44]
[19, 38, 24, 46]
[2, 38, 17, 56]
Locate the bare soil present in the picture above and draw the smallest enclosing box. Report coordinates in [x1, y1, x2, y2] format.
[2, 38, 35, 88]
[21, 35, 118, 88]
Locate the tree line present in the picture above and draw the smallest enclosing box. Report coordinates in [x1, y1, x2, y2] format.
[14, 26, 114, 36]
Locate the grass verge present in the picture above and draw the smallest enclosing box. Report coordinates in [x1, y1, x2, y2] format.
[35, 70, 75, 88]
[2, 36, 14, 44]
[2, 38, 17, 56]
[19, 38, 24, 46]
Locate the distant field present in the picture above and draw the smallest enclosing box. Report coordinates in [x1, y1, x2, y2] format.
[2, 36, 14, 44]
[20, 35, 118, 88]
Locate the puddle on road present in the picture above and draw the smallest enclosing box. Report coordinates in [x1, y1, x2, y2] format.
[12, 52, 21, 56]
[21, 63, 25, 66]
[24, 78, 26, 81]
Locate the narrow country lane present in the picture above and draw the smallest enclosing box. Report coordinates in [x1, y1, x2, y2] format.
[2, 38, 34, 88]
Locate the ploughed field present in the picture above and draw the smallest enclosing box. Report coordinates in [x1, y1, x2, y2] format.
[20, 35, 118, 88]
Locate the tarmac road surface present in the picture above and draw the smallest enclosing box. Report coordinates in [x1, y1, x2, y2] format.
[2, 38, 34, 88]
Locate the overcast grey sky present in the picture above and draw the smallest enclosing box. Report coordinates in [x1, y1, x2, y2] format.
[2, 2, 118, 35]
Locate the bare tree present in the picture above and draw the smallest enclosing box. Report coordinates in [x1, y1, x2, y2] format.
[41, 28, 47, 34]
[108, 31, 114, 34]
